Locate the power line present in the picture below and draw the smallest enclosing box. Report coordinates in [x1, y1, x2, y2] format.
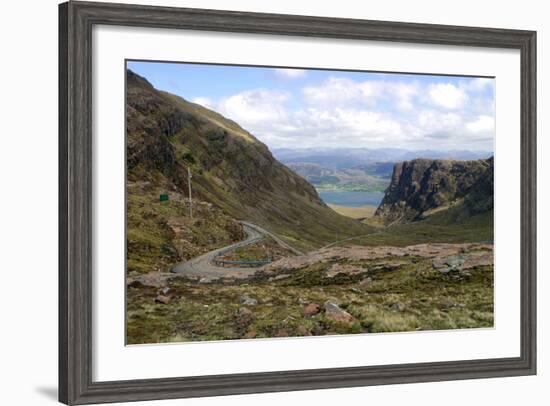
[187, 166, 193, 218]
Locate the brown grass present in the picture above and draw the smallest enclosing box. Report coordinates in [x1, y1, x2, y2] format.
[328, 204, 377, 219]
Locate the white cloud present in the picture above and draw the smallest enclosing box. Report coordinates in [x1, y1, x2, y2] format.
[192, 97, 214, 109]
[428, 83, 468, 109]
[388, 82, 420, 111]
[303, 77, 382, 106]
[302, 78, 420, 112]
[294, 108, 403, 139]
[466, 115, 494, 134]
[274, 68, 307, 79]
[194, 75, 494, 150]
[217, 89, 290, 127]
[411, 110, 464, 141]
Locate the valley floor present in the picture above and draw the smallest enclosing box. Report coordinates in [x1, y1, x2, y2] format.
[327, 204, 378, 220]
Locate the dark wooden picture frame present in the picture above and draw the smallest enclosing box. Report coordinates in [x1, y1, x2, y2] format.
[59, 1, 536, 404]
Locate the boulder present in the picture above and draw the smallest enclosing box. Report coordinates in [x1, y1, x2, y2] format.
[359, 277, 373, 286]
[324, 301, 354, 323]
[235, 307, 254, 329]
[155, 295, 171, 305]
[433, 255, 466, 273]
[389, 302, 406, 312]
[243, 330, 257, 339]
[303, 303, 321, 317]
[295, 325, 312, 336]
[127, 280, 144, 289]
[239, 294, 258, 306]
[275, 329, 289, 337]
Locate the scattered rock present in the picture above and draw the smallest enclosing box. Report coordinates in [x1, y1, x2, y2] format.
[433, 255, 466, 273]
[303, 303, 321, 317]
[389, 302, 406, 312]
[275, 329, 289, 337]
[326, 263, 366, 278]
[199, 277, 212, 284]
[235, 307, 254, 329]
[324, 301, 354, 323]
[439, 299, 466, 311]
[295, 325, 312, 336]
[463, 251, 493, 269]
[268, 274, 291, 282]
[237, 307, 253, 317]
[243, 330, 257, 339]
[298, 297, 309, 305]
[160, 287, 171, 295]
[263, 242, 492, 273]
[240, 294, 258, 306]
[283, 315, 296, 324]
[369, 262, 407, 272]
[155, 295, 171, 305]
[359, 277, 373, 286]
[127, 270, 173, 288]
[127, 280, 144, 289]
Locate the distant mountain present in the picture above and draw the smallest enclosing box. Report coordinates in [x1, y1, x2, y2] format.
[273, 148, 493, 170]
[375, 157, 494, 224]
[126, 70, 370, 252]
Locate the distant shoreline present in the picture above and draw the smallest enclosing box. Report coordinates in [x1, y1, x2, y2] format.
[314, 186, 386, 193]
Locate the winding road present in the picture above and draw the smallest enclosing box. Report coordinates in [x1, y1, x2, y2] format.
[171, 222, 302, 280]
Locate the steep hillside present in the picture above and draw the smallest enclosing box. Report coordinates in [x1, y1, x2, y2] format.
[375, 157, 493, 224]
[126, 69, 370, 253]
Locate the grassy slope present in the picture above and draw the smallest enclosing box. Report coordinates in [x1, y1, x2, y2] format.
[222, 237, 294, 262]
[358, 206, 493, 247]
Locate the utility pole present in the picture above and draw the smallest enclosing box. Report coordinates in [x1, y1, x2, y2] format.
[187, 166, 193, 218]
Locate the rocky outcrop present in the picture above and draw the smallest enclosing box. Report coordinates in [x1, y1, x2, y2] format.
[375, 157, 493, 223]
[261, 242, 493, 274]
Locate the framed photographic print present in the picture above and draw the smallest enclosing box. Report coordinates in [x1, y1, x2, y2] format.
[59, 1, 536, 404]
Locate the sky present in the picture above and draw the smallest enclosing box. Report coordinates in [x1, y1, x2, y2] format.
[127, 60, 495, 152]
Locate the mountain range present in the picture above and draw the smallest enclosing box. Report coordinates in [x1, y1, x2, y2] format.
[273, 147, 493, 170]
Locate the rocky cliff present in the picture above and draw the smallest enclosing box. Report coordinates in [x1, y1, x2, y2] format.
[375, 157, 493, 224]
